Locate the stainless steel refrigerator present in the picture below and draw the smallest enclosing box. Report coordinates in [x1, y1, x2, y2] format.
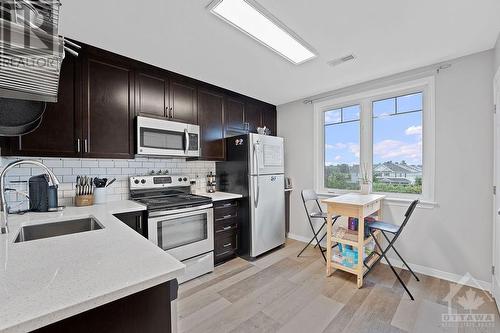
[216, 133, 285, 258]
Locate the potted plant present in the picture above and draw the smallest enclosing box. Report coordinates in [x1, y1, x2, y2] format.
[360, 163, 372, 195]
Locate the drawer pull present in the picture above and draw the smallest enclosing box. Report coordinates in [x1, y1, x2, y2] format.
[223, 242, 232, 248]
[222, 226, 232, 231]
[216, 214, 234, 221]
[217, 250, 231, 257]
[222, 203, 233, 207]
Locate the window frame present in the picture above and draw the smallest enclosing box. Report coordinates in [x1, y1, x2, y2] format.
[313, 76, 435, 203]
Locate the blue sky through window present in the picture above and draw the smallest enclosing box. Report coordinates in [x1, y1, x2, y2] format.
[324, 92, 423, 166]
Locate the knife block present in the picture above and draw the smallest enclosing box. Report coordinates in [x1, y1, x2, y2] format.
[75, 195, 94, 207]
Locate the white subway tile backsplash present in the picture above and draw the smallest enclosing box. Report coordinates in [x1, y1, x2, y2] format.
[81, 160, 99, 168]
[90, 168, 107, 175]
[42, 159, 63, 167]
[98, 160, 114, 168]
[7, 167, 31, 176]
[113, 160, 128, 167]
[73, 168, 91, 175]
[63, 160, 81, 168]
[52, 168, 73, 176]
[128, 161, 142, 167]
[1, 156, 215, 207]
[121, 168, 136, 175]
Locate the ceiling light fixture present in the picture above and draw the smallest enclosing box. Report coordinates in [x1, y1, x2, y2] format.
[207, 0, 317, 65]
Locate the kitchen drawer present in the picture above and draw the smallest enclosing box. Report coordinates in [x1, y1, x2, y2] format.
[214, 200, 239, 209]
[214, 203, 238, 221]
[215, 231, 238, 258]
[215, 217, 238, 233]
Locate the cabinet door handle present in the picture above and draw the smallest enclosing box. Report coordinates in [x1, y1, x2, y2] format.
[76, 139, 81, 153]
[137, 216, 142, 230]
[84, 139, 88, 153]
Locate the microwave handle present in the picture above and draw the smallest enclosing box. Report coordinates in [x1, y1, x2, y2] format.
[184, 129, 189, 154]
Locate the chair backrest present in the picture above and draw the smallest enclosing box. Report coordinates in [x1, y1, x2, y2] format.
[301, 189, 319, 202]
[399, 199, 419, 231]
[301, 189, 323, 217]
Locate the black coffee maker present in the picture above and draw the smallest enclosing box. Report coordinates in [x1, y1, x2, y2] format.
[28, 174, 58, 212]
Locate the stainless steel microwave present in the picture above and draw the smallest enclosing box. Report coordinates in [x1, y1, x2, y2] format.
[136, 116, 200, 157]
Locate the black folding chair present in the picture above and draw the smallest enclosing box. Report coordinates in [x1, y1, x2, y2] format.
[297, 189, 340, 261]
[364, 200, 420, 300]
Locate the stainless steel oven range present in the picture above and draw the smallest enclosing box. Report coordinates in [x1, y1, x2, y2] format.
[129, 175, 214, 283]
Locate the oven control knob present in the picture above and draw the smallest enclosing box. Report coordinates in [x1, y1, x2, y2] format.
[134, 179, 139, 184]
[141, 179, 146, 184]
[178, 177, 182, 182]
[183, 177, 188, 182]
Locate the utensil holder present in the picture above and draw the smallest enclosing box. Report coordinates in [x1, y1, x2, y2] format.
[94, 188, 107, 204]
[75, 195, 94, 207]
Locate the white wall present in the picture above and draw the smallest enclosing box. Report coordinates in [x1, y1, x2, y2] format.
[495, 33, 500, 73]
[278, 50, 494, 284]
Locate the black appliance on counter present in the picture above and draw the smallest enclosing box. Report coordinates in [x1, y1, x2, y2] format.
[28, 174, 58, 212]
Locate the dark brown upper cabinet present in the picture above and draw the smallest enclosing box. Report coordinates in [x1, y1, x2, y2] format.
[170, 79, 197, 124]
[9, 55, 81, 157]
[82, 49, 135, 159]
[136, 68, 197, 124]
[0, 39, 277, 160]
[244, 102, 262, 134]
[136, 71, 169, 119]
[224, 96, 246, 137]
[198, 89, 225, 160]
[261, 105, 277, 136]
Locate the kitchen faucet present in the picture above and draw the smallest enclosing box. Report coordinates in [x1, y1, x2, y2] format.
[0, 160, 60, 234]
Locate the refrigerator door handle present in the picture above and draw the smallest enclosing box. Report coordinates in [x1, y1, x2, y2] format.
[253, 142, 260, 206]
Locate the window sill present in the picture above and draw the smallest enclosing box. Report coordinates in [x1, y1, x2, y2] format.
[316, 191, 437, 209]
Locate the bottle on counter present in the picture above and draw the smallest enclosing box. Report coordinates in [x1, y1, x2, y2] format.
[207, 172, 216, 193]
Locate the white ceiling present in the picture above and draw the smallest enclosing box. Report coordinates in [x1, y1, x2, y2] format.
[60, 0, 500, 105]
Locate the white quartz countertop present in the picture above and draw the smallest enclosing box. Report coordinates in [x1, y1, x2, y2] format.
[0, 200, 185, 333]
[196, 191, 243, 202]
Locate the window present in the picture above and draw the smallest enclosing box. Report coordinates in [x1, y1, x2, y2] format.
[373, 93, 423, 194]
[314, 77, 435, 201]
[324, 105, 360, 190]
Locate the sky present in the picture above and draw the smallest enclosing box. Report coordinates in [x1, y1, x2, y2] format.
[325, 93, 423, 166]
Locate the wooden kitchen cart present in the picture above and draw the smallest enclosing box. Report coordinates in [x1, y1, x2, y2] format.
[322, 193, 385, 288]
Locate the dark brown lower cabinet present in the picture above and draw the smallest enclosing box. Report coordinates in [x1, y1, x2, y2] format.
[114, 211, 146, 237]
[214, 199, 240, 265]
[34, 280, 177, 333]
[198, 89, 225, 160]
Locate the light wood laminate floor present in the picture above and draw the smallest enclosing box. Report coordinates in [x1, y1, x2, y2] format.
[178, 239, 500, 333]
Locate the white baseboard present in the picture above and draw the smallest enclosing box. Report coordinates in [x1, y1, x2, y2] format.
[287, 233, 313, 244]
[387, 258, 491, 292]
[286, 234, 492, 292]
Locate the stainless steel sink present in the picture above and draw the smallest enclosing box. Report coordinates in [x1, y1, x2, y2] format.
[14, 218, 104, 243]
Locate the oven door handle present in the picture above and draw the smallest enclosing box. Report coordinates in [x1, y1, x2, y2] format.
[148, 204, 213, 218]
